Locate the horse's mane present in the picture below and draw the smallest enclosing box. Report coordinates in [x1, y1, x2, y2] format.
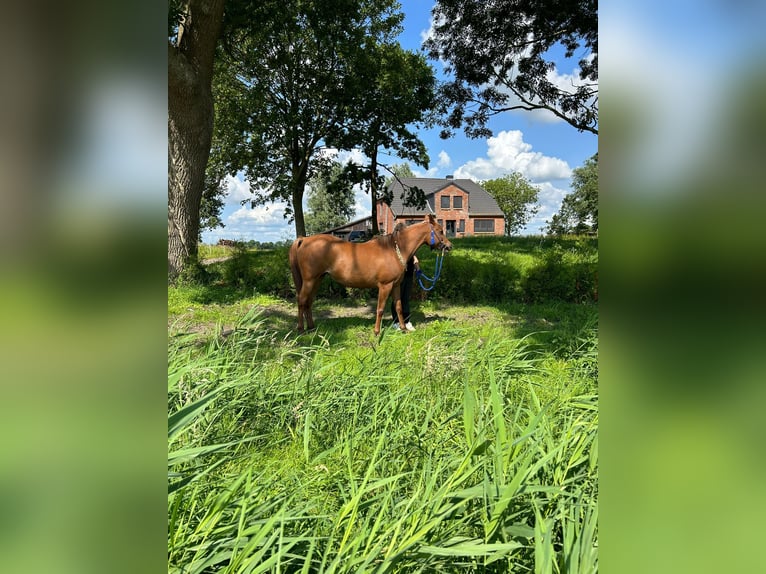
[374, 220, 429, 248]
[372, 223, 405, 249]
[373, 233, 396, 249]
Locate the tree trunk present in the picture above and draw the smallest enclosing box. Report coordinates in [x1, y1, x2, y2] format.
[292, 184, 307, 237]
[291, 150, 311, 237]
[369, 149, 379, 235]
[168, 0, 225, 281]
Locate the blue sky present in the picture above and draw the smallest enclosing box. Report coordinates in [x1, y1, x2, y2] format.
[202, 0, 598, 244]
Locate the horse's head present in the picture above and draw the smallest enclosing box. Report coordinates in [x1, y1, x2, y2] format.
[425, 214, 452, 252]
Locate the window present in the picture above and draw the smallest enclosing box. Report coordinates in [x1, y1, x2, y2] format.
[440, 195, 450, 209]
[458, 219, 465, 232]
[474, 219, 495, 233]
[453, 196, 463, 209]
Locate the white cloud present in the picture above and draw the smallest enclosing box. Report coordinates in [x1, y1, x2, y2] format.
[454, 130, 571, 182]
[222, 174, 252, 206]
[412, 166, 439, 178]
[228, 203, 288, 225]
[437, 150, 451, 168]
[335, 148, 368, 166]
[353, 187, 372, 220]
[201, 202, 294, 244]
[420, 21, 436, 46]
[200, 172, 296, 243]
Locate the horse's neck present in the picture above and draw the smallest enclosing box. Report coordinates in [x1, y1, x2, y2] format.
[397, 224, 428, 260]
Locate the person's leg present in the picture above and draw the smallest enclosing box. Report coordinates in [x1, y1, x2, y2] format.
[401, 261, 414, 323]
[391, 260, 414, 324]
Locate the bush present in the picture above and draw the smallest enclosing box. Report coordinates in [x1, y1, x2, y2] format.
[195, 236, 598, 305]
[220, 246, 293, 296]
[521, 244, 597, 303]
[412, 237, 597, 305]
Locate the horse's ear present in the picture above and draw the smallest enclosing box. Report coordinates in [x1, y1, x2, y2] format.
[425, 214, 434, 223]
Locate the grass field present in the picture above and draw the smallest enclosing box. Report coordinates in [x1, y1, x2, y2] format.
[168, 236, 598, 573]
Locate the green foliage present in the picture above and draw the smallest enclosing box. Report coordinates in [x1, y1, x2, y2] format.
[482, 172, 541, 236]
[521, 242, 598, 303]
[547, 153, 598, 235]
[175, 259, 213, 287]
[425, 0, 598, 136]
[305, 162, 356, 235]
[383, 162, 415, 189]
[189, 236, 598, 306]
[417, 236, 597, 305]
[329, 41, 439, 234]
[208, 0, 409, 237]
[220, 245, 293, 297]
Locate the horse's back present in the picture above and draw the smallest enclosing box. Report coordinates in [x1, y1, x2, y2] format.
[293, 234, 348, 276]
[293, 234, 396, 287]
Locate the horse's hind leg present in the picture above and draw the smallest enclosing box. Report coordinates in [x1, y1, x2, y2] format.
[296, 298, 305, 333]
[296, 282, 311, 332]
[298, 278, 320, 331]
[306, 279, 323, 330]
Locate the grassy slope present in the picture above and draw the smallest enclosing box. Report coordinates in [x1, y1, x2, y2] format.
[168, 237, 598, 573]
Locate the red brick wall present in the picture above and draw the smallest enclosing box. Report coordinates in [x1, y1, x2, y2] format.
[434, 185, 468, 237]
[377, 202, 394, 234]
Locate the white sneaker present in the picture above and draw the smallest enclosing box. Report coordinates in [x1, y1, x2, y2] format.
[404, 322, 415, 332]
[392, 322, 401, 330]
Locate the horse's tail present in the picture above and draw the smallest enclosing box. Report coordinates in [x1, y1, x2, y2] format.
[289, 237, 304, 294]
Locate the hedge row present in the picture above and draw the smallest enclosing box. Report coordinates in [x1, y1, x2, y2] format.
[201, 236, 598, 305]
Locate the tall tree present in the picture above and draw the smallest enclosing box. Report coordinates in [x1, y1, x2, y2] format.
[424, 0, 598, 137]
[168, 0, 227, 279]
[481, 172, 540, 236]
[304, 163, 355, 235]
[210, 0, 403, 238]
[332, 43, 438, 235]
[546, 153, 598, 234]
[383, 162, 415, 189]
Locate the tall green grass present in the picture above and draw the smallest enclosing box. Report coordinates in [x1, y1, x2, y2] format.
[168, 302, 597, 572]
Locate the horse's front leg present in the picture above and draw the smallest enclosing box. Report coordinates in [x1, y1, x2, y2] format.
[391, 283, 407, 331]
[375, 283, 394, 336]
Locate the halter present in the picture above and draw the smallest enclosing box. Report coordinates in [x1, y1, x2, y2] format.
[396, 223, 437, 269]
[416, 249, 446, 291]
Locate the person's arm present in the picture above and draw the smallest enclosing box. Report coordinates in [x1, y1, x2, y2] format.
[413, 256, 420, 271]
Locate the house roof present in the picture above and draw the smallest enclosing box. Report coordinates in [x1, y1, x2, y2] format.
[384, 177, 504, 217]
[321, 216, 371, 234]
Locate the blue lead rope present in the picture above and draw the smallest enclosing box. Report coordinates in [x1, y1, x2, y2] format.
[416, 251, 445, 291]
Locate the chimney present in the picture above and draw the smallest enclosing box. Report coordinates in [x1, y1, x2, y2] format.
[446, 174, 453, 179]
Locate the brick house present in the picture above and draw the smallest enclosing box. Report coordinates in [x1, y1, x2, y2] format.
[319, 176, 504, 239]
[377, 176, 505, 237]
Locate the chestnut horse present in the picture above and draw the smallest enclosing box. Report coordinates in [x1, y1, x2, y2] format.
[289, 214, 452, 335]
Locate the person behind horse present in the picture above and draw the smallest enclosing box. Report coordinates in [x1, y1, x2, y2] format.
[391, 254, 419, 331]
